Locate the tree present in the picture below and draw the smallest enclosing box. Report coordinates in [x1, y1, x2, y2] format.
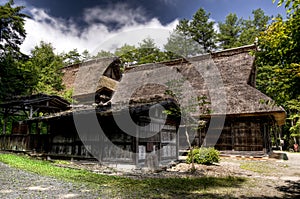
[62, 48, 82, 66]
[138, 37, 156, 49]
[239, 9, 270, 45]
[0, 0, 31, 99]
[81, 49, 91, 61]
[164, 20, 203, 58]
[217, 13, 242, 49]
[189, 8, 216, 52]
[273, 0, 300, 14]
[287, 98, 300, 141]
[256, 18, 300, 105]
[164, 78, 210, 171]
[114, 43, 137, 65]
[256, 0, 300, 148]
[93, 50, 114, 59]
[114, 44, 136, 57]
[115, 39, 171, 66]
[30, 41, 64, 95]
[0, 55, 37, 99]
[136, 37, 168, 64]
[0, 0, 28, 56]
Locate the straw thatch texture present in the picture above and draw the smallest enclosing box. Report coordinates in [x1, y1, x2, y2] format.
[61, 64, 79, 91]
[111, 45, 286, 125]
[97, 76, 118, 92]
[72, 58, 117, 96]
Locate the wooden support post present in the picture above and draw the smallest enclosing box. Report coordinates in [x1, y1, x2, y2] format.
[158, 123, 161, 164]
[135, 125, 139, 167]
[263, 123, 267, 154]
[26, 122, 30, 135]
[199, 126, 202, 147]
[278, 126, 282, 140]
[176, 125, 179, 160]
[231, 123, 234, 151]
[98, 128, 103, 163]
[268, 124, 272, 153]
[274, 124, 279, 149]
[29, 106, 33, 119]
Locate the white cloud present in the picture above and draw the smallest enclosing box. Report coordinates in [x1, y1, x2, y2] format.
[208, 18, 220, 33]
[158, 0, 177, 6]
[83, 4, 147, 26]
[20, 4, 178, 55]
[93, 18, 179, 53]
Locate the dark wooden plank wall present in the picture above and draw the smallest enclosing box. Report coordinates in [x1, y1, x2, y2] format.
[195, 116, 275, 152]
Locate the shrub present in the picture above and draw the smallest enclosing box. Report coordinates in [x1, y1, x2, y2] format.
[186, 147, 220, 165]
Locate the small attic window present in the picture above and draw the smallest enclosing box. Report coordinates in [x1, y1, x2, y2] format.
[103, 59, 121, 81]
[95, 87, 113, 104]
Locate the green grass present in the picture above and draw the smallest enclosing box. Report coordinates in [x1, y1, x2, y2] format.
[0, 153, 246, 198]
[53, 159, 71, 165]
[240, 161, 278, 174]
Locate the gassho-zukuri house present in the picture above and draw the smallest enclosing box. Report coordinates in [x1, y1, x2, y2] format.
[0, 45, 286, 167]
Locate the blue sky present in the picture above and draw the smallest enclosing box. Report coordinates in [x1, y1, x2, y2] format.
[2, 0, 287, 54]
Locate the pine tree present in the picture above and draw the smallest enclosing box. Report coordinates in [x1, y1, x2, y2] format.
[239, 9, 270, 45]
[0, 0, 30, 99]
[217, 13, 242, 49]
[189, 8, 216, 53]
[165, 20, 203, 58]
[0, 0, 28, 57]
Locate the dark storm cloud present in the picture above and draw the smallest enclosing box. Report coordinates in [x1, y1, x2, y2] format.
[18, 0, 178, 54]
[17, 0, 287, 29]
[22, 0, 182, 28]
[13, 0, 286, 54]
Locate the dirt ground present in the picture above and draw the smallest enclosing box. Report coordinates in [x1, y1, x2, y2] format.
[0, 151, 299, 198]
[59, 151, 300, 198]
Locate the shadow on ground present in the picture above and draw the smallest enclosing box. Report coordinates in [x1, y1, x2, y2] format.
[165, 179, 300, 199]
[275, 180, 300, 199]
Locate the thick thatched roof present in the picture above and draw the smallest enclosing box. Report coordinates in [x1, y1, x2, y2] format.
[62, 57, 120, 97]
[56, 45, 286, 125]
[0, 93, 70, 113]
[111, 45, 286, 125]
[72, 58, 119, 96]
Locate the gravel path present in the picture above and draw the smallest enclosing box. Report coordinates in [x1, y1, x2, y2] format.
[0, 162, 103, 199]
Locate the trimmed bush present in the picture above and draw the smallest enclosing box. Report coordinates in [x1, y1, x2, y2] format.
[186, 147, 220, 165]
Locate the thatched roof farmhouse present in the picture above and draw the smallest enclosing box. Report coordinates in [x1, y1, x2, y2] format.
[0, 45, 286, 167]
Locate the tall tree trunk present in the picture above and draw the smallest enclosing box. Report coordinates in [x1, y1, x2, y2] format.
[185, 125, 195, 172]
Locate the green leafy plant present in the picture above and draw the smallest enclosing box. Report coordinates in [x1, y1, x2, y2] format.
[186, 147, 220, 165]
[256, 0, 300, 149]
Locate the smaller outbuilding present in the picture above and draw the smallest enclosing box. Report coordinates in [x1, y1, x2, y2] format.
[0, 45, 286, 167]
